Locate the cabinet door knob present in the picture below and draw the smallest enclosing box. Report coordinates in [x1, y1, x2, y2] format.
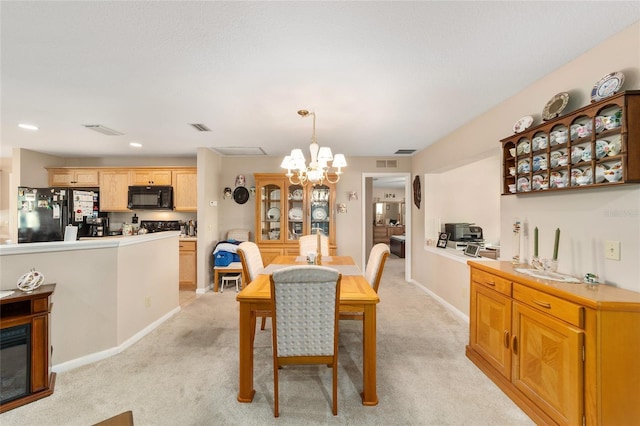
[512, 335, 518, 354]
[485, 280, 496, 286]
[504, 330, 510, 348]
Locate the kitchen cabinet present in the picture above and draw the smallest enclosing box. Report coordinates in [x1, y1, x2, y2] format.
[172, 170, 197, 211]
[467, 261, 640, 426]
[179, 240, 197, 290]
[0, 284, 55, 413]
[129, 169, 172, 186]
[501, 90, 640, 195]
[254, 173, 337, 263]
[99, 170, 130, 212]
[47, 168, 99, 187]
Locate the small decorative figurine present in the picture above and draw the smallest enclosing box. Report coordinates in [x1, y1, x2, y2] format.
[223, 187, 232, 199]
[235, 174, 246, 187]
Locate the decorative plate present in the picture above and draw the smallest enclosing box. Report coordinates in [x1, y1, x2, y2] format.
[542, 92, 569, 121]
[312, 207, 327, 220]
[288, 207, 303, 220]
[291, 189, 303, 201]
[591, 71, 624, 103]
[513, 115, 533, 133]
[267, 207, 280, 221]
[233, 186, 250, 204]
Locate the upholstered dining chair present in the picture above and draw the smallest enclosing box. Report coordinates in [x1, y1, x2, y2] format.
[340, 243, 389, 320]
[299, 233, 329, 256]
[270, 265, 342, 417]
[237, 242, 270, 332]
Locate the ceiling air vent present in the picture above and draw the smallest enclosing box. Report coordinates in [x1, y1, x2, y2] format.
[394, 149, 416, 155]
[376, 160, 398, 168]
[190, 123, 211, 132]
[210, 147, 267, 156]
[82, 124, 124, 136]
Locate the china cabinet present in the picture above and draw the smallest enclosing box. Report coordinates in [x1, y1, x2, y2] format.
[501, 91, 639, 195]
[254, 173, 337, 265]
[467, 261, 640, 425]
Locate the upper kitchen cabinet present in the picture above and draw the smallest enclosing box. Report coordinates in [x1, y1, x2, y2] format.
[129, 169, 172, 186]
[254, 173, 336, 264]
[99, 170, 130, 212]
[172, 169, 197, 211]
[47, 168, 99, 187]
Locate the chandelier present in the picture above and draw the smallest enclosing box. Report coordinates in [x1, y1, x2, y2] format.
[280, 110, 347, 186]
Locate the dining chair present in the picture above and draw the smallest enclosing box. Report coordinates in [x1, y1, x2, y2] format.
[270, 265, 341, 417]
[237, 242, 270, 332]
[340, 243, 389, 320]
[299, 233, 329, 256]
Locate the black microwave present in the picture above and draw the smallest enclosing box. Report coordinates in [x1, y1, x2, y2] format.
[128, 186, 173, 210]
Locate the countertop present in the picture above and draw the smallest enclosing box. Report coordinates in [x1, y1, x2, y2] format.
[0, 231, 181, 255]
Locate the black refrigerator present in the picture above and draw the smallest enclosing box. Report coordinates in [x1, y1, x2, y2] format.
[17, 187, 101, 243]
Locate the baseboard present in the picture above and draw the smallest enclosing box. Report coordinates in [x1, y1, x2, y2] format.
[409, 278, 469, 323]
[52, 306, 181, 373]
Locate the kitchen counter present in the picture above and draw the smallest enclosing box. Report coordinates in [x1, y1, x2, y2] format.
[0, 231, 180, 372]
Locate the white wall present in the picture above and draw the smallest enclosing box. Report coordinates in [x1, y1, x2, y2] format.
[412, 22, 640, 293]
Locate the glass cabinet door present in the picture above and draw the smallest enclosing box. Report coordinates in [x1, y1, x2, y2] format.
[286, 183, 305, 241]
[309, 184, 331, 237]
[259, 182, 283, 243]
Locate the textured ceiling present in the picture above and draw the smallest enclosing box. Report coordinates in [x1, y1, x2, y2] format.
[1, 1, 639, 159]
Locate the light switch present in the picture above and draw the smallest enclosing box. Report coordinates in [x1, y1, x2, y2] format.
[605, 241, 621, 260]
[209, 200, 217, 207]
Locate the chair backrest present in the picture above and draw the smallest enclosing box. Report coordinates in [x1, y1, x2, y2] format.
[237, 241, 264, 283]
[299, 234, 329, 256]
[364, 243, 390, 292]
[227, 228, 250, 242]
[270, 266, 341, 357]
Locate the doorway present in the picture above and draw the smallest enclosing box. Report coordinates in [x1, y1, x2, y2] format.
[362, 172, 411, 282]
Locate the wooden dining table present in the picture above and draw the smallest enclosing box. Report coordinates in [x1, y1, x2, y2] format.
[236, 255, 380, 406]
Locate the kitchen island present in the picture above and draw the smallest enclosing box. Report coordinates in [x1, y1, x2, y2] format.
[0, 232, 180, 372]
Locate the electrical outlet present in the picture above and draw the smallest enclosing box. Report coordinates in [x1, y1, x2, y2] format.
[145, 296, 151, 308]
[605, 241, 621, 260]
[209, 200, 217, 207]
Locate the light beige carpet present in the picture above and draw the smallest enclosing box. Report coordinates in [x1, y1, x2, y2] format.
[0, 257, 533, 425]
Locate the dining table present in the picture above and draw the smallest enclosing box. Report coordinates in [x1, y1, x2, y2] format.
[236, 255, 380, 406]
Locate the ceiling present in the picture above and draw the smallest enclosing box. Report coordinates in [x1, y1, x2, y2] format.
[2, 2, 639, 160]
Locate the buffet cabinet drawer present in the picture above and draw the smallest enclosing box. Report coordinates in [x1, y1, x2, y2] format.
[470, 268, 511, 297]
[513, 283, 583, 328]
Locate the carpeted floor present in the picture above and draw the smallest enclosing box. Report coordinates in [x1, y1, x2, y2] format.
[0, 256, 533, 425]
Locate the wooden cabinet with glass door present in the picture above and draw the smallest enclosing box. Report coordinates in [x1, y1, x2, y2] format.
[254, 173, 337, 264]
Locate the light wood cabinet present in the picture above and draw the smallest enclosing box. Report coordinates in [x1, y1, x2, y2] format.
[47, 168, 99, 187]
[467, 261, 640, 426]
[129, 169, 172, 186]
[173, 170, 197, 211]
[179, 240, 197, 290]
[373, 225, 404, 245]
[254, 173, 337, 263]
[99, 170, 130, 212]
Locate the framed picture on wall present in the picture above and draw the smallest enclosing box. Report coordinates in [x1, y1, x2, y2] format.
[436, 232, 449, 249]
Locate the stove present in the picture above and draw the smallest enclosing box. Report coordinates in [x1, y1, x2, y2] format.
[140, 220, 181, 233]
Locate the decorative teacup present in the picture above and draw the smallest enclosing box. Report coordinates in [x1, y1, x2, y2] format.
[509, 166, 516, 176]
[607, 139, 621, 156]
[603, 115, 621, 130]
[603, 169, 623, 182]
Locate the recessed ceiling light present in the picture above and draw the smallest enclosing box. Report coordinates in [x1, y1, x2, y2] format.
[18, 123, 39, 131]
[129, 142, 142, 148]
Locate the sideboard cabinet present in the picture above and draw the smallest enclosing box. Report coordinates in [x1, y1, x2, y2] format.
[254, 173, 337, 265]
[501, 91, 639, 195]
[467, 261, 640, 425]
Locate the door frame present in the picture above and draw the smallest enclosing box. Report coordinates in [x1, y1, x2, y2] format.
[361, 172, 411, 282]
